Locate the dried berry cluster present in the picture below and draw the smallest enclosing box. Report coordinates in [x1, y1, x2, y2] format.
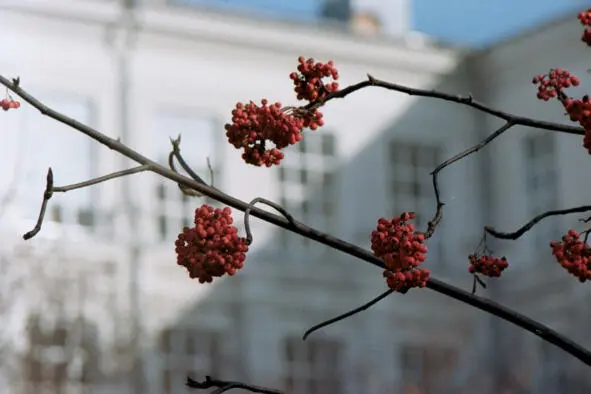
[468, 254, 509, 278]
[532, 69, 580, 101]
[225, 57, 337, 167]
[370, 212, 430, 292]
[1, 97, 20, 111]
[579, 9, 591, 46]
[550, 229, 591, 283]
[290, 56, 339, 102]
[175, 205, 249, 283]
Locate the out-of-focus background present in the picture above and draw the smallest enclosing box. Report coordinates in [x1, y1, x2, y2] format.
[1, 1, 591, 393]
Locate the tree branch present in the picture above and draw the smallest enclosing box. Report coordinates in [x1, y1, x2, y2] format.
[312, 74, 583, 135]
[23, 165, 152, 240]
[303, 289, 394, 340]
[3, 75, 591, 366]
[186, 376, 282, 394]
[485, 205, 591, 240]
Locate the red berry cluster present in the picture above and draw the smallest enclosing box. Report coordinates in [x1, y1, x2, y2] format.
[175, 205, 249, 283]
[579, 9, 591, 46]
[290, 56, 339, 102]
[532, 69, 580, 101]
[370, 212, 430, 293]
[562, 95, 591, 153]
[1, 97, 20, 111]
[550, 229, 591, 283]
[224, 99, 304, 167]
[468, 254, 509, 278]
[226, 56, 336, 167]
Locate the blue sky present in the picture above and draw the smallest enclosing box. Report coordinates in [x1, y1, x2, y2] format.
[172, 0, 591, 47]
[413, 0, 591, 47]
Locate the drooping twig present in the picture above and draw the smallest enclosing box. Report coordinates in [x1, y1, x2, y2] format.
[186, 376, 282, 394]
[3, 75, 591, 366]
[168, 135, 214, 197]
[471, 274, 487, 295]
[423, 121, 515, 238]
[303, 289, 394, 340]
[244, 197, 297, 244]
[23, 168, 55, 240]
[485, 205, 591, 240]
[170, 135, 208, 184]
[23, 165, 152, 240]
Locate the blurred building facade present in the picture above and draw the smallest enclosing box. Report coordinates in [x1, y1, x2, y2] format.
[0, 1, 590, 393]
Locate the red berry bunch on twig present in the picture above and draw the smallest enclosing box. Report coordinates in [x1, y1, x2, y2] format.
[370, 212, 430, 293]
[468, 254, 509, 278]
[226, 57, 337, 167]
[290, 56, 339, 102]
[532, 68, 580, 101]
[550, 229, 591, 283]
[579, 9, 591, 46]
[0, 96, 20, 111]
[224, 99, 305, 167]
[175, 205, 249, 283]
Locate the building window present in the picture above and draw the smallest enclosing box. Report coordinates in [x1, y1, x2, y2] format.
[24, 315, 100, 392]
[388, 141, 442, 264]
[277, 131, 338, 251]
[159, 328, 221, 394]
[151, 111, 217, 242]
[282, 335, 344, 394]
[523, 133, 558, 250]
[399, 344, 458, 393]
[20, 94, 98, 233]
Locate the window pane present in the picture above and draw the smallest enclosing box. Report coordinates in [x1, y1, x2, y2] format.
[321, 134, 335, 156]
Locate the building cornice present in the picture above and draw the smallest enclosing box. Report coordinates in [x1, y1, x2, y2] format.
[0, 0, 464, 75]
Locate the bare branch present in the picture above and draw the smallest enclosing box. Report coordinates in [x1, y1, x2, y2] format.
[53, 165, 152, 193]
[424, 121, 515, 238]
[485, 205, 591, 240]
[168, 135, 212, 197]
[23, 165, 152, 240]
[303, 289, 394, 341]
[170, 135, 208, 184]
[23, 168, 54, 240]
[244, 197, 297, 245]
[186, 376, 282, 394]
[310, 75, 583, 135]
[3, 75, 591, 366]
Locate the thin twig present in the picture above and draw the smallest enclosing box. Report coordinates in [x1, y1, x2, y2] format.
[423, 121, 515, 238]
[186, 376, 282, 394]
[472, 275, 487, 295]
[23, 168, 54, 240]
[53, 165, 152, 192]
[303, 289, 394, 340]
[168, 135, 212, 197]
[170, 135, 207, 184]
[244, 197, 297, 244]
[23, 165, 152, 240]
[3, 75, 591, 366]
[485, 205, 591, 240]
